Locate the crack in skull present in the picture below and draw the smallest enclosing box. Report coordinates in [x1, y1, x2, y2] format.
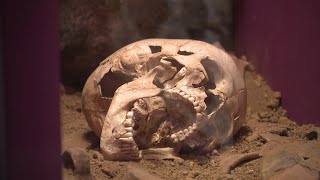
[82, 39, 246, 161]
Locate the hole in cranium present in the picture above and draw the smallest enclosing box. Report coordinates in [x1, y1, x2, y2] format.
[149, 46, 162, 53]
[200, 58, 222, 88]
[177, 50, 194, 56]
[99, 72, 132, 98]
[205, 93, 223, 115]
[162, 57, 184, 72]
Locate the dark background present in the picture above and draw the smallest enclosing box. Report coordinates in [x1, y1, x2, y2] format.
[1, 0, 320, 179]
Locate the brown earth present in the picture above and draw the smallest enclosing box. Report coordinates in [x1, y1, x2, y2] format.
[61, 58, 320, 180]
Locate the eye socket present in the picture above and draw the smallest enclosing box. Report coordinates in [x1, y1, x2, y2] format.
[98, 72, 132, 98]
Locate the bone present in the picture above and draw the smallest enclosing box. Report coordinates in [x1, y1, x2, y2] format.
[83, 39, 247, 161]
[141, 148, 180, 160]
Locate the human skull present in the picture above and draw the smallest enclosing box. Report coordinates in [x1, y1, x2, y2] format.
[82, 39, 246, 161]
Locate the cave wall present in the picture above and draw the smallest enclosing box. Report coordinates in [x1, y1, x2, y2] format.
[60, 0, 234, 88]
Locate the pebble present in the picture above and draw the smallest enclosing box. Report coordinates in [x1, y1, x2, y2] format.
[270, 127, 289, 136]
[212, 149, 220, 156]
[273, 91, 282, 99]
[92, 152, 98, 159]
[101, 168, 114, 178]
[174, 158, 184, 165]
[190, 171, 200, 178]
[181, 170, 189, 175]
[267, 99, 280, 109]
[304, 130, 318, 140]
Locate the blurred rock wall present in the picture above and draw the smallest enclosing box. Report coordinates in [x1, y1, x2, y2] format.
[60, 0, 233, 88]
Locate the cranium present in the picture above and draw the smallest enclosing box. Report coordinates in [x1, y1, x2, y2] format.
[82, 39, 246, 161]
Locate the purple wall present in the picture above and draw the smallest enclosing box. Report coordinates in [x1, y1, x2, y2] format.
[235, 0, 320, 125]
[2, 0, 61, 179]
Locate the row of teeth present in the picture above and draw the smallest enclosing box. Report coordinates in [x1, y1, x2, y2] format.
[164, 88, 205, 113]
[164, 87, 207, 143]
[114, 111, 141, 160]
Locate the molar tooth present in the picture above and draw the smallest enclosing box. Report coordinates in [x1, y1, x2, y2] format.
[188, 126, 193, 132]
[124, 118, 133, 126]
[179, 91, 186, 96]
[173, 89, 180, 93]
[192, 123, 198, 130]
[121, 132, 133, 138]
[193, 101, 199, 106]
[170, 134, 177, 139]
[188, 96, 196, 102]
[173, 138, 179, 143]
[196, 113, 204, 120]
[194, 106, 202, 112]
[183, 94, 191, 99]
[126, 111, 134, 118]
[125, 127, 133, 132]
[114, 133, 121, 139]
[183, 129, 189, 134]
[119, 137, 134, 143]
[178, 135, 185, 141]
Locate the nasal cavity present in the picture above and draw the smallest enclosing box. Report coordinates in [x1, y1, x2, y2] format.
[149, 46, 162, 53]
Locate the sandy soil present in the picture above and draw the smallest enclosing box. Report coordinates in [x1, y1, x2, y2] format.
[61, 60, 320, 180]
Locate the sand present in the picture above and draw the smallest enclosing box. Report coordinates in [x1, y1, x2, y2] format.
[61, 61, 320, 180]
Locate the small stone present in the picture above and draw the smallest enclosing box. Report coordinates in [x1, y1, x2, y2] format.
[254, 79, 262, 87]
[190, 171, 200, 178]
[262, 146, 303, 179]
[181, 170, 189, 175]
[258, 111, 269, 118]
[267, 99, 280, 109]
[304, 130, 318, 140]
[250, 114, 260, 121]
[273, 91, 282, 99]
[189, 161, 195, 167]
[247, 169, 254, 174]
[212, 149, 220, 156]
[270, 164, 319, 180]
[62, 147, 90, 175]
[269, 116, 278, 123]
[225, 174, 234, 180]
[174, 158, 184, 165]
[92, 152, 98, 159]
[270, 127, 288, 136]
[101, 168, 115, 178]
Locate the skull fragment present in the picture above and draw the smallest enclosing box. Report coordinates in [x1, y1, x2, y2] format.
[82, 39, 246, 161]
